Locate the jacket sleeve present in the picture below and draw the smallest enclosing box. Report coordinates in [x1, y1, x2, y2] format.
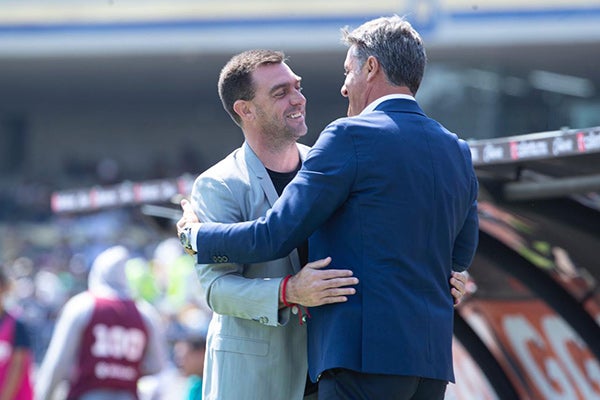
[195, 121, 356, 265]
[191, 173, 287, 327]
[452, 141, 480, 271]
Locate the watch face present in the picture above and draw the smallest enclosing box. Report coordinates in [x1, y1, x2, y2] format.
[179, 231, 188, 248]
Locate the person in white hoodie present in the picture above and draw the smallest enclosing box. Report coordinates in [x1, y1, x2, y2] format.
[35, 246, 167, 400]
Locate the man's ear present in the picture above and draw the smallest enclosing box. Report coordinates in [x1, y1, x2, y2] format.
[233, 100, 253, 122]
[366, 56, 380, 81]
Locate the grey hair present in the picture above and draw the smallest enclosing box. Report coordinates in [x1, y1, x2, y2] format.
[341, 15, 427, 94]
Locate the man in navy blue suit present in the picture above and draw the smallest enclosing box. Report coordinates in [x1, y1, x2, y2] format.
[178, 15, 479, 400]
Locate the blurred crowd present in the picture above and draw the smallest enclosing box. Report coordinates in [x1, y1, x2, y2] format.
[0, 207, 211, 396]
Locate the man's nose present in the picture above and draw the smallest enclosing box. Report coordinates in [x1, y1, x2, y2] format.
[291, 89, 306, 105]
[340, 85, 348, 97]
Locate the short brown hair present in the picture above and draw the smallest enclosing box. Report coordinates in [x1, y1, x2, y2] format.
[218, 49, 286, 126]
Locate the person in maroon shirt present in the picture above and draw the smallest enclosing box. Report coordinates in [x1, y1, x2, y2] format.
[35, 246, 167, 400]
[0, 265, 34, 400]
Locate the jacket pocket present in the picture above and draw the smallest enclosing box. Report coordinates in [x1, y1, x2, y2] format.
[213, 335, 269, 356]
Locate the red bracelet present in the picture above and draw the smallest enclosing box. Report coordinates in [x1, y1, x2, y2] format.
[281, 274, 293, 307]
[281, 274, 311, 325]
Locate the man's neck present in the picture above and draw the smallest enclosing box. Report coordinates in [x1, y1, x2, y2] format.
[248, 139, 300, 173]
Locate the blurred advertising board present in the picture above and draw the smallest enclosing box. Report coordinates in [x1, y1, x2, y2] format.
[448, 338, 500, 400]
[460, 299, 600, 399]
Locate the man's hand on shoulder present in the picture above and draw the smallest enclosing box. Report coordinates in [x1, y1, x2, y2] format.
[177, 199, 200, 256]
[282, 257, 359, 307]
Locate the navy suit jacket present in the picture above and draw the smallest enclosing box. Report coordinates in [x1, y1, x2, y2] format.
[195, 98, 479, 382]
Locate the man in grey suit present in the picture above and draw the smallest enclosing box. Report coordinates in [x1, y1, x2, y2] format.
[187, 50, 360, 400]
[182, 49, 468, 400]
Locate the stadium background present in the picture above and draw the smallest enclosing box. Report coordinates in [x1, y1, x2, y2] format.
[0, 1, 599, 399]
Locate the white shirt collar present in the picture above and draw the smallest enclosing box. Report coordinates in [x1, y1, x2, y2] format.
[360, 94, 416, 115]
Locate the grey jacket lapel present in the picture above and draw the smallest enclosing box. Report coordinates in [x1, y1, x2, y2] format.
[242, 142, 279, 206]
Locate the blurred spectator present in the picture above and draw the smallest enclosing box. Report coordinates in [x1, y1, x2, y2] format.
[0, 209, 210, 399]
[0, 264, 34, 400]
[173, 335, 206, 400]
[34, 246, 168, 400]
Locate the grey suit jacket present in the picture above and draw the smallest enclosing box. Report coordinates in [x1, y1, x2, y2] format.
[191, 142, 311, 400]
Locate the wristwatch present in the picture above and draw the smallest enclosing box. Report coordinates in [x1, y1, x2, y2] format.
[179, 226, 195, 253]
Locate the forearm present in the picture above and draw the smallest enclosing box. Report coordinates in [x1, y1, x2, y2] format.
[194, 219, 295, 264]
[204, 271, 283, 326]
[36, 296, 90, 400]
[453, 193, 479, 271]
